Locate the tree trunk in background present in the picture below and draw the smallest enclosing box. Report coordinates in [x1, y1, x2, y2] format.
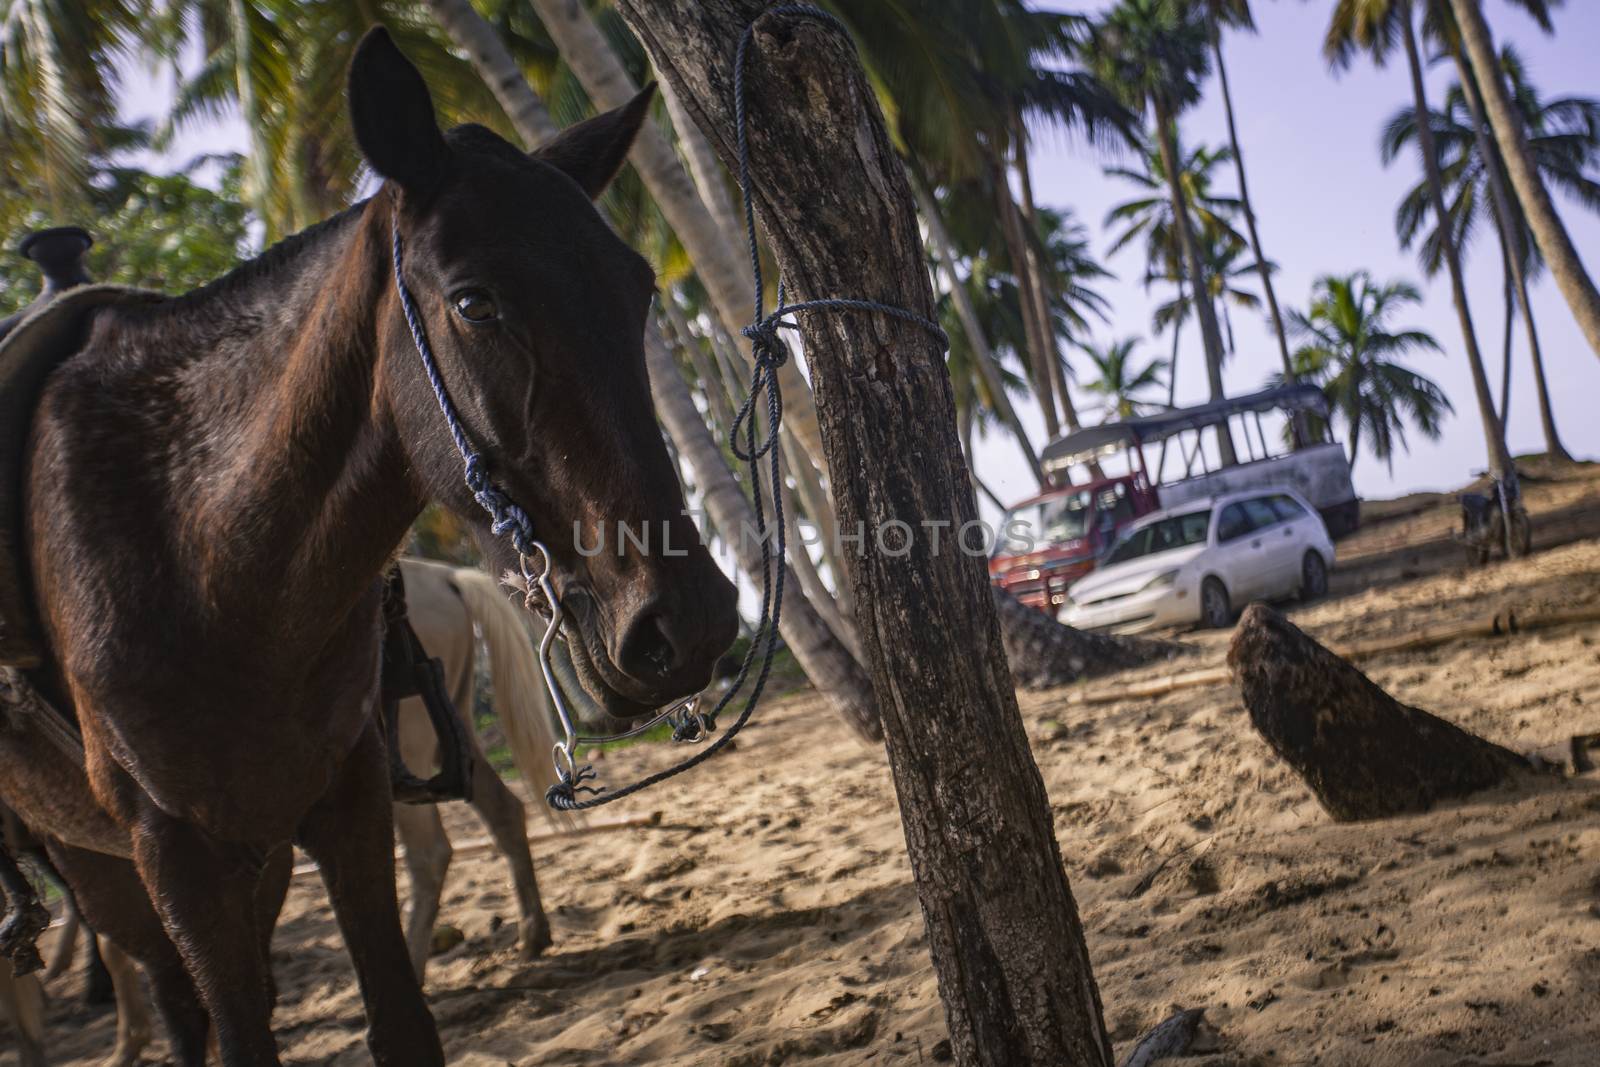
[1013, 115, 1083, 434]
[991, 156, 1061, 440]
[1399, 12, 1516, 499]
[1154, 109, 1236, 465]
[645, 327, 881, 742]
[1499, 253, 1514, 421]
[657, 75, 744, 249]
[1452, 44, 1572, 462]
[1447, 0, 1600, 361]
[524, 0, 834, 479]
[991, 587, 1184, 691]
[424, 0, 878, 737]
[617, 3, 1114, 1062]
[1229, 604, 1529, 822]
[908, 168, 1046, 486]
[1212, 31, 1297, 395]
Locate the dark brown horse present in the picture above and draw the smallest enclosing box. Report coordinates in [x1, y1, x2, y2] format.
[3, 27, 735, 1066]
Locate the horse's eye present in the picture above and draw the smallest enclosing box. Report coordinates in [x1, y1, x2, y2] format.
[453, 290, 498, 323]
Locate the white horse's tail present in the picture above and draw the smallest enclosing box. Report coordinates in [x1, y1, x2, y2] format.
[448, 567, 574, 832]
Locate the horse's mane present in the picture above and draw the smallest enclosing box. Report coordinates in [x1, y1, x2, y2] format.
[153, 198, 374, 317]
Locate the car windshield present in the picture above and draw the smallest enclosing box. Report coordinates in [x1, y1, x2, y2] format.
[996, 489, 1092, 555]
[1104, 509, 1212, 565]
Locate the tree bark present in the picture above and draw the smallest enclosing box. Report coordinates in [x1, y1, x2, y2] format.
[644, 327, 882, 742]
[1211, 30, 1302, 447]
[524, 0, 834, 479]
[1228, 604, 1528, 822]
[615, 4, 1114, 1062]
[990, 588, 1184, 691]
[1399, 10, 1517, 495]
[1153, 109, 1236, 465]
[1446, 0, 1600, 361]
[1451, 43, 1571, 462]
[908, 168, 1046, 486]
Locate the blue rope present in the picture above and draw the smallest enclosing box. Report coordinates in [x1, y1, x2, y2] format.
[391, 217, 541, 559]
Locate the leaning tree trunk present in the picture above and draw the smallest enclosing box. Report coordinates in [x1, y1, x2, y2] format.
[990, 153, 1061, 440]
[1452, 43, 1572, 462]
[616, 3, 1115, 1062]
[1013, 113, 1084, 434]
[1154, 109, 1236, 466]
[1212, 29, 1303, 446]
[425, 0, 880, 737]
[522, 0, 833, 479]
[1228, 604, 1528, 822]
[907, 167, 1046, 486]
[1399, 12, 1519, 508]
[645, 327, 882, 741]
[991, 587, 1184, 691]
[1447, 0, 1600, 361]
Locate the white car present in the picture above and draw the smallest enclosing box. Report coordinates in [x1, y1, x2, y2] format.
[1060, 488, 1336, 633]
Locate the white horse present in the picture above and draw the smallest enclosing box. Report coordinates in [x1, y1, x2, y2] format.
[390, 557, 573, 978]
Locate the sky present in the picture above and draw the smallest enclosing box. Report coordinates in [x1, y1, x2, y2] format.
[113, 1, 1600, 516]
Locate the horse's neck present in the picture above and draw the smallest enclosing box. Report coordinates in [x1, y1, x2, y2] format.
[146, 203, 420, 628]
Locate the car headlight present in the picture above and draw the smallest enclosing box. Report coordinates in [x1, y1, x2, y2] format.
[1141, 569, 1180, 591]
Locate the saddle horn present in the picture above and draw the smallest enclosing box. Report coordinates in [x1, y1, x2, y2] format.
[19, 227, 93, 297]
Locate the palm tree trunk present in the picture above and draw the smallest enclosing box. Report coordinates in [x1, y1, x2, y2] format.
[230, 0, 275, 234]
[1499, 249, 1514, 421]
[645, 326, 881, 740]
[658, 76, 744, 249]
[1399, 8, 1516, 492]
[1013, 112, 1084, 434]
[422, 0, 562, 143]
[908, 168, 1047, 485]
[1447, 0, 1600, 360]
[1153, 108, 1236, 465]
[1212, 30, 1297, 393]
[1452, 42, 1572, 462]
[521, 0, 834, 478]
[990, 155, 1061, 440]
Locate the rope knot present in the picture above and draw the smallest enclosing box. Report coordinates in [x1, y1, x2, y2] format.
[742, 320, 789, 369]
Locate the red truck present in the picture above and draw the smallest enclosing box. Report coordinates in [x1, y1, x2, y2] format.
[989, 385, 1359, 613]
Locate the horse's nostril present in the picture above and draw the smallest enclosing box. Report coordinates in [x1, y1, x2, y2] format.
[619, 611, 680, 681]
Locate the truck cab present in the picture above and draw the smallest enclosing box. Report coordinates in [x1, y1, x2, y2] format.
[988, 475, 1157, 612]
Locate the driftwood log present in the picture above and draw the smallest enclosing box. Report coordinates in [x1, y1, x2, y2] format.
[1228, 604, 1529, 821]
[1117, 1007, 1206, 1067]
[991, 587, 1188, 690]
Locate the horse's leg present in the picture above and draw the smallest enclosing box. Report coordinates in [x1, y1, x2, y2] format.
[43, 841, 210, 1067]
[393, 801, 451, 980]
[255, 844, 291, 1013]
[82, 921, 114, 1006]
[394, 698, 451, 980]
[43, 896, 78, 983]
[128, 811, 278, 1067]
[0, 964, 46, 1067]
[101, 936, 153, 1067]
[298, 720, 443, 1066]
[466, 751, 551, 958]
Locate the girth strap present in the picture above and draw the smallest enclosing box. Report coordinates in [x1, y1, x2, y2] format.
[380, 566, 474, 805]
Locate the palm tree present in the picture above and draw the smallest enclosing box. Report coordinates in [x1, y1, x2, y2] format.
[1079, 337, 1169, 421]
[1088, 0, 1237, 464]
[1445, 0, 1600, 359]
[1323, 0, 1516, 507]
[1189, 0, 1300, 396]
[1381, 48, 1598, 461]
[1154, 231, 1267, 357]
[1288, 273, 1452, 472]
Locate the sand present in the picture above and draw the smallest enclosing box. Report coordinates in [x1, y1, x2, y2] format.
[18, 464, 1600, 1066]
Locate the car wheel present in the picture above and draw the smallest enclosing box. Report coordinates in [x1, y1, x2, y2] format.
[1199, 578, 1231, 629]
[1300, 551, 1329, 601]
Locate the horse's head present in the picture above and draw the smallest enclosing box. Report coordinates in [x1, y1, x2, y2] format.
[351, 29, 737, 727]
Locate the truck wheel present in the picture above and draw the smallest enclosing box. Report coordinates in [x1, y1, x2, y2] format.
[1200, 578, 1232, 629]
[1301, 551, 1329, 601]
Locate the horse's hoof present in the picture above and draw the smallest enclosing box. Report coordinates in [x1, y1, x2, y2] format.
[0, 899, 51, 976]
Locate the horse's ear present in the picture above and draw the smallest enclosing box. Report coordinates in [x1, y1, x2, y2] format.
[533, 84, 655, 199]
[348, 27, 448, 198]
